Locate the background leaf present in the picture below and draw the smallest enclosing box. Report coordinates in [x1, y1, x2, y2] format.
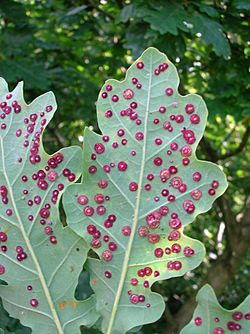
[142, 2, 188, 35]
[0, 61, 50, 90]
[189, 12, 231, 58]
[180, 284, 250, 334]
[64, 47, 228, 333]
[0, 78, 99, 333]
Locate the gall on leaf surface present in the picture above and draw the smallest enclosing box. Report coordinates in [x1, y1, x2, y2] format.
[63, 47, 228, 333]
[0, 78, 99, 334]
[180, 284, 250, 334]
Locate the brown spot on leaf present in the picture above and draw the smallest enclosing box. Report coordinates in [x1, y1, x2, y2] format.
[68, 300, 77, 309]
[59, 302, 66, 310]
[59, 300, 77, 310]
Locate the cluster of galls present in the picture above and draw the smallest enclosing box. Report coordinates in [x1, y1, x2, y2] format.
[154, 62, 169, 76]
[15, 103, 53, 165]
[0, 231, 8, 265]
[195, 311, 250, 333]
[0, 94, 21, 130]
[33, 153, 65, 192]
[128, 268, 153, 306]
[78, 192, 122, 262]
[139, 209, 187, 246]
[22, 153, 76, 243]
[15, 245, 27, 261]
[39, 204, 57, 244]
[0, 185, 8, 204]
[120, 105, 141, 127]
[129, 208, 195, 300]
[0, 232, 27, 276]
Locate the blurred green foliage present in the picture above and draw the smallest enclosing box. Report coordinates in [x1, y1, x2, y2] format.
[0, 1, 249, 333]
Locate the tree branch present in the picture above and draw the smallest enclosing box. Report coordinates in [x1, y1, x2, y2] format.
[200, 125, 250, 163]
[86, 0, 114, 20]
[219, 125, 250, 160]
[200, 137, 219, 162]
[47, 124, 67, 148]
[114, 0, 124, 9]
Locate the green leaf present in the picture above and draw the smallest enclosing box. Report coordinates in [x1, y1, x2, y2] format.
[0, 78, 99, 333]
[142, 3, 188, 35]
[124, 27, 150, 57]
[189, 13, 231, 58]
[233, 1, 250, 10]
[64, 47, 228, 333]
[198, 4, 219, 18]
[0, 298, 30, 334]
[180, 284, 250, 334]
[0, 0, 27, 27]
[119, 4, 135, 23]
[0, 61, 50, 91]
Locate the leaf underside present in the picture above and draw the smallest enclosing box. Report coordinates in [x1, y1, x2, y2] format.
[0, 78, 99, 334]
[180, 284, 250, 334]
[64, 47, 228, 333]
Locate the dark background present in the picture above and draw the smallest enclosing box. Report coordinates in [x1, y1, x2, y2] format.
[0, 1, 249, 333]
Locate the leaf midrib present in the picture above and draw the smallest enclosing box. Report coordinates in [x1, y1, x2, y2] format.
[106, 53, 153, 334]
[0, 138, 64, 334]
